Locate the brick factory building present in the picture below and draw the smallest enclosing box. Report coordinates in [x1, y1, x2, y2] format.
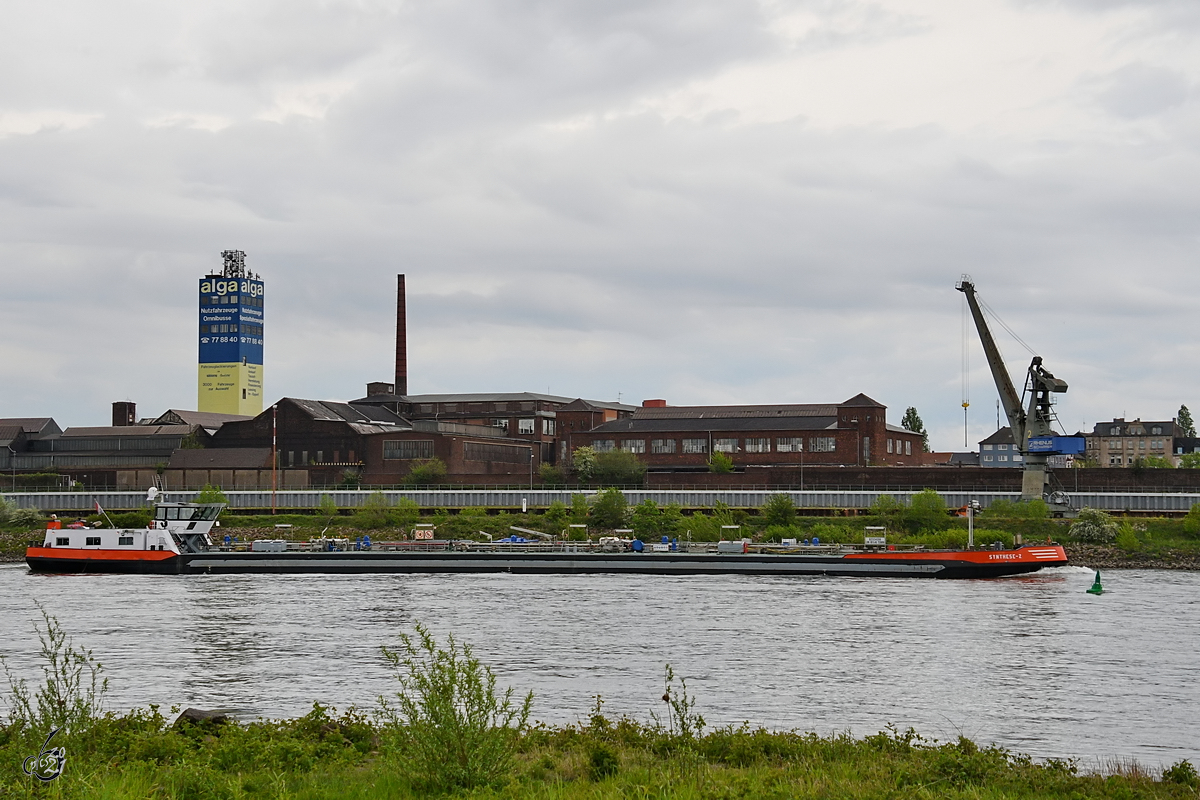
[565, 394, 924, 470]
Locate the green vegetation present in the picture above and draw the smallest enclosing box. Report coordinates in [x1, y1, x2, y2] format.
[537, 463, 565, 487]
[901, 406, 930, 452]
[1178, 405, 1196, 439]
[590, 451, 646, 487]
[708, 450, 734, 473]
[588, 488, 629, 530]
[403, 458, 448, 486]
[1070, 508, 1119, 543]
[2, 611, 1196, 799]
[195, 483, 229, 504]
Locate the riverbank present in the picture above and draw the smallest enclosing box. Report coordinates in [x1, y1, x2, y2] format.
[2, 706, 1197, 799]
[1065, 544, 1200, 571]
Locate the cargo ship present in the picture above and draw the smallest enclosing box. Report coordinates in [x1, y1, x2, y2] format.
[25, 500, 1067, 579]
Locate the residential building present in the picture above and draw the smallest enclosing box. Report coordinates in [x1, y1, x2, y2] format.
[978, 428, 1025, 468]
[1083, 418, 1180, 467]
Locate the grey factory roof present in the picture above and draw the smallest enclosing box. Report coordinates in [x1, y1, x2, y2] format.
[633, 404, 839, 420]
[152, 409, 252, 430]
[58, 425, 196, 438]
[285, 398, 408, 427]
[352, 392, 636, 412]
[0, 418, 62, 437]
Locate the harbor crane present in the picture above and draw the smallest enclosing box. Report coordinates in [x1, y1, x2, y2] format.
[956, 276, 1072, 509]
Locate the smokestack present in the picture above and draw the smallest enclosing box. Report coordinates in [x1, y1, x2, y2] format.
[112, 401, 136, 426]
[395, 274, 408, 397]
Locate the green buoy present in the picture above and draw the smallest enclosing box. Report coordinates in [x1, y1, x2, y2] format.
[1086, 571, 1104, 595]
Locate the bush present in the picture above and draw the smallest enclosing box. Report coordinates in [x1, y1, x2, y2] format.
[1069, 508, 1119, 543]
[379, 624, 532, 792]
[1163, 759, 1199, 787]
[351, 493, 420, 530]
[1184, 504, 1200, 537]
[902, 489, 950, 533]
[1115, 523, 1141, 552]
[590, 488, 629, 531]
[761, 494, 796, 527]
[591, 451, 646, 487]
[708, 451, 734, 474]
[195, 483, 228, 504]
[538, 463, 565, 487]
[403, 458, 447, 486]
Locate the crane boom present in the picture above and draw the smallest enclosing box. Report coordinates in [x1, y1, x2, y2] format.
[955, 276, 1069, 503]
[956, 279, 1025, 440]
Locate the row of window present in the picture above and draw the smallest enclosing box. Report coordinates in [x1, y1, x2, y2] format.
[981, 443, 1012, 451]
[383, 440, 435, 460]
[982, 454, 1025, 462]
[590, 436, 840, 455]
[486, 418, 555, 435]
[1099, 439, 1166, 451]
[55, 536, 135, 546]
[419, 402, 539, 413]
[885, 439, 913, 456]
[205, 295, 264, 307]
[1108, 426, 1164, 436]
[288, 450, 356, 465]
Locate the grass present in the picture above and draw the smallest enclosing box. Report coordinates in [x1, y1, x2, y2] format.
[2, 613, 1197, 799]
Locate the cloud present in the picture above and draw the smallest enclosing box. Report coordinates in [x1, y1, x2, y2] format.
[1, 0, 1200, 452]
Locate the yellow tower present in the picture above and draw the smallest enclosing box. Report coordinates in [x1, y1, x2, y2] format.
[197, 250, 264, 415]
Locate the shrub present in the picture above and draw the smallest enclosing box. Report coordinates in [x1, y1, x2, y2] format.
[592, 451, 646, 486]
[902, 489, 950, 533]
[631, 500, 666, 538]
[1184, 504, 1200, 537]
[761, 494, 796, 527]
[538, 463, 565, 487]
[195, 483, 228, 504]
[1069, 508, 1119, 543]
[379, 624, 532, 792]
[403, 458, 447, 486]
[1115, 523, 1141, 552]
[590, 488, 629, 531]
[1163, 759, 1199, 787]
[708, 451, 734, 474]
[588, 744, 620, 780]
[571, 446, 597, 482]
[1, 606, 108, 739]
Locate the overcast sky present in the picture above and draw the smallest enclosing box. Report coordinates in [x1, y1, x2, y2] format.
[2, 0, 1198, 451]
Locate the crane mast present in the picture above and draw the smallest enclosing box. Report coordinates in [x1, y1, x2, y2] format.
[956, 277, 1068, 502]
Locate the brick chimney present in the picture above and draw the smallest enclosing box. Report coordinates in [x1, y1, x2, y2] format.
[112, 401, 136, 426]
[395, 274, 408, 397]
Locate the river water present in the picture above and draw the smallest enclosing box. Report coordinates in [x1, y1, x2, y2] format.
[0, 563, 1195, 770]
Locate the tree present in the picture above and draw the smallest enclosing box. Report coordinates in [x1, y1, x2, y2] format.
[1180, 453, 1200, 469]
[631, 499, 666, 538]
[589, 488, 629, 530]
[902, 488, 950, 533]
[901, 407, 930, 452]
[708, 451, 734, 473]
[571, 446, 597, 482]
[537, 463, 565, 487]
[404, 458, 448, 486]
[591, 451, 646, 486]
[195, 483, 228, 504]
[1069, 508, 1118, 543]
[761, 494, 797, 527]
[1179, 405, 1196, 438]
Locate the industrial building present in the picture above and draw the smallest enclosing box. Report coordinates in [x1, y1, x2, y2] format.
[566, 394, 925, 470]
[197, 250, 265, 416]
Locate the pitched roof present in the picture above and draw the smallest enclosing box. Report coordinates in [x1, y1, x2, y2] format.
[980, 427, 1015, 445]
[59, 425, 196, 438]
[152, 410, 252, 429]
[587, 415, 838, 434]
[839, 393, 886, 408]
[0, 418, 61, 437]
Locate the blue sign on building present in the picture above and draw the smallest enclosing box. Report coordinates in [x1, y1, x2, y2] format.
[1027, 436, 1086, 455]
[198, 277, 265, 365]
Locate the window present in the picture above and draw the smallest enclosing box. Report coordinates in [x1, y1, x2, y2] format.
[118, 536, 133, 546]
[983, 455, 993, 462]
[316, 451, 323, 463]
[383, 440, 435, 460]
[520, 402, 534, 411]
[682, 438, 707, 454]
[998, 444, 1008, 451]
[1152, 426, 1163, 435]
[998, 455, 1008, 462]
[982, 444, 992, 450]
[1109, 454, 1123, 465]
[714, 438, 738, 453]
[1110, 427, 1121, 436]
[887, 439, 894, 454]
[518, 419, 535, 434]
[1139, 440, 1146, 449]
[542, 418, 556, 435]
[464, 442, 529, 463]
[443, 403, 457, 412]
[1109, 440, 1121, 449]
[1013, 454, 1023, 461]
[491, 418, 509, 431]
[810, 437, 836, 453]
[776, 437, 803, 452]
[744, 438, 770, 453]
[622, 439, 646, 453]
[905, 441, 912, 456]
[85, 536, 101, 546]
[494, 403, 507, 412]
[55, 537, 69, 546]
[651, 439, 676, 454]
[1152, 439, 1163, 450]
[419, 404, 433, 414]
[1126, 441, 1135, 449]
[593, 440, 616, 452]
